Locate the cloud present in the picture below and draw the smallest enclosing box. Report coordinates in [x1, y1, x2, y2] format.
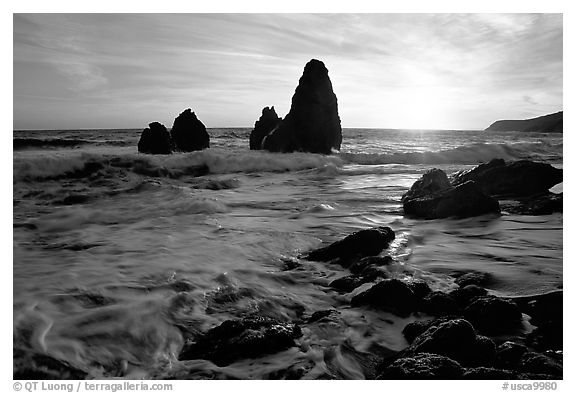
[13, 13, 563, 129]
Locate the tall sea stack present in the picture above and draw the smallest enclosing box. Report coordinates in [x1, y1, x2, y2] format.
[170, 109, 210, 152]
[260, 59, 342, 154]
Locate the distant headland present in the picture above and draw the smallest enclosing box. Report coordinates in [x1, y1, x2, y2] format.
[485, 111, 562, 133]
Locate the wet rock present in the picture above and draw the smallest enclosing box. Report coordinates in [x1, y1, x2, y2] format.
[250, 106, 282, 150]
[405, 318, 496, 367]
[359, 265, 389, 282]
[401, 168, 452, 203]
[406, 279, 433, 302]
[403, 320, 436, 344]
[454, 271, 495, 288]
[170, 109, 210, 152]
[261, 59, 342, 154]
[464, 296, 523, 335]
[495, 341, 528, 370]
[304, 226, 395, 267]
[351, 279, 417, 317]
[378, 353, 463, 380]
[462, 367, 518, 380]
[179, 316, 302, 366]
[449, 285, 488, 308]
[349, 255, 393, 275]
[138, 122, 173, 154]
[518, 352, 562, 377]
[13, 349, 88, 380]
[420, 291, 461, 317]
[506, 192, 563, 215]
[451, 159, 563, 198]
[403, 180, 500, 220]
[329, 275, 364, 293]
[307, 309, 341, 324]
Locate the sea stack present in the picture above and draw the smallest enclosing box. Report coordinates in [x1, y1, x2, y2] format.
[138, 122, 173, 154]
[170, 109, 210, 152]
[249, 106, 281, 150]
[261, 59, 342, 154]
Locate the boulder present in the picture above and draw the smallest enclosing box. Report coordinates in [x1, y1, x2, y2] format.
[178, 316, 302, 366]
[137, 122, 173, 154]
[329, 275, 364, 293]
[402, 316, 460, 344]
[495, 341, 528, 370]
[451, 159, 562, 197]
[449, 285, 488, 308]
[351, 279, 417, 316]
[401, 168, 452, 202]
[378, 353, 463, 379]
[170, 109, 210, 152]
[404, 318, 496, 367]
[518, 352, 562, 377]
[249, 106, 281, 150]
[304, 227, 395, 267]
[506, 192, 563, 215]
[454, 271, 495, 288]
[420, 291, 461, 317]
[261, 59, 342, 154]
[463, 296, 523, 335]
[403, 179, 500, 219]
[462, 367, 518, 380]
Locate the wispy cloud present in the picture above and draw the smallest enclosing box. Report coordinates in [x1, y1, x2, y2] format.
[13, 13, 562, 130]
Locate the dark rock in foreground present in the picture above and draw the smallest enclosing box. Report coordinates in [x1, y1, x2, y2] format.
[496, 341, 529, 370]
[518, 352, 562, 377]
[485, 111, 563, 133]
[506, 193, 563, 215]
[261, 59, 342, 154]
[403, 179, 500, 219]
[451, 159, 563, 197]
[462, 367, 518, 380]
[404, 318, 496, 367]
[378, 353, 463, 379]
[421, 291, 461, 317]
[170, 109, 210, 152]
[304, 226, 395, 267]
[178, 316, 302, 366]
[351, 279, 417, 316]
[463, 296, 523, 335]
[250, 106, 282, 150]
[137, 122, 173, 154]
[401, 168, 451, 203]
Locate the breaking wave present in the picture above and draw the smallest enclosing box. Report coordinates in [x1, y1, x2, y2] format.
[13, 142, 560, 182]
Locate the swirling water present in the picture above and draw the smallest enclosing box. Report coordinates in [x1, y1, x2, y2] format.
[13, 128, 563, 379]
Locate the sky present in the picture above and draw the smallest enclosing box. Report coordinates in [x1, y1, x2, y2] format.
[13, 13, 563, 130]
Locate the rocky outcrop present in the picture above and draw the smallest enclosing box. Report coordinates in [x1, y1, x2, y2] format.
[249, 106, 281, 150]
[463, 296, 523, 335]
[304, 227, 395, 267]
[179, 316, 302, 366]
[403, 179, 500, 219]
[261, 59, 342, 154]
[170, 109, 210, 152]
[403, 319, 496, 367]
[451, 159, 563, 197]
[378, 353, 464, 379]
[137, 122, 173, 154]
[403, 159, 562, 218]
[485, 111, 562, 133]
[351, 279, 418, 316]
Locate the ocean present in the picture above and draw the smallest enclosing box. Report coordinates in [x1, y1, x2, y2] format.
[13, 128, 563, 379]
